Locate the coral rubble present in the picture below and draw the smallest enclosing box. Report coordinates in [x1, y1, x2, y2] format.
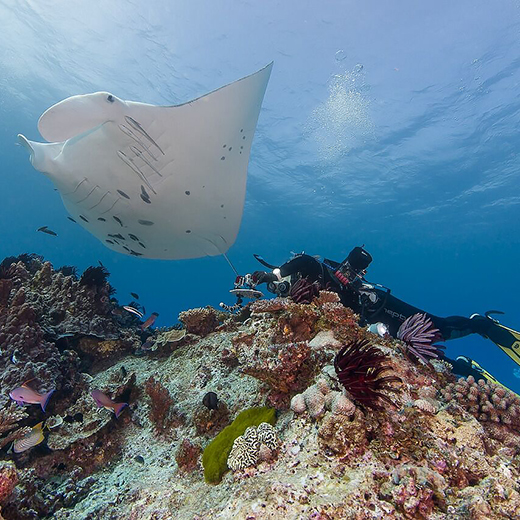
[1, 257, 520, 519]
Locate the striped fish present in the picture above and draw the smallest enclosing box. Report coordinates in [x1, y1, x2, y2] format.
[13, 422, 45, 453]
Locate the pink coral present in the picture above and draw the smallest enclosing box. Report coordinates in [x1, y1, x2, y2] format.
[441, 375, 520, 428]
[0, 461, 18, 505]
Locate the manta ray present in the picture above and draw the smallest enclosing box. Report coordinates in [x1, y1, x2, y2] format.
[18, 63, 273, 260]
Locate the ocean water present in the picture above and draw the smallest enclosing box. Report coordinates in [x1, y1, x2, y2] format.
[1, 0, 519, 392]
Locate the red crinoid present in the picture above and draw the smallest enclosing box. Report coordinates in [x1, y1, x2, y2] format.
[334, 338, 401, 408]
[289, 277, 320, 304]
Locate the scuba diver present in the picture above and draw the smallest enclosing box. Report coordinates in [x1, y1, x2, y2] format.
[249, 246, 520, 371]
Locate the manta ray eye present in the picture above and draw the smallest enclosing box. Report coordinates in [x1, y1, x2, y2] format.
[107, 95, 114, 103]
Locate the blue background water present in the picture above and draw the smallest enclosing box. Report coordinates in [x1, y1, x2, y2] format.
[1, 0, 519, 391]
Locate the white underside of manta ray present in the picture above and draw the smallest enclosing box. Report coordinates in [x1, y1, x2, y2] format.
[18, 63, 273, 260]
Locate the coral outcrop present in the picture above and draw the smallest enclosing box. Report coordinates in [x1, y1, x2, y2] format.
[1, 257, 520, 519]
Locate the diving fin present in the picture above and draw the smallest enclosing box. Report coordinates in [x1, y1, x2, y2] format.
[472, 312, 520, 367]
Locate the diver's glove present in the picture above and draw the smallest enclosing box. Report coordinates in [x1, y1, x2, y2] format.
[251, 271, 278, 285]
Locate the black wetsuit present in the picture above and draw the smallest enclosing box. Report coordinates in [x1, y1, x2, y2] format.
[258, 253, 488, 342]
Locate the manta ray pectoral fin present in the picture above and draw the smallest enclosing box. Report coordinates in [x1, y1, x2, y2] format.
[119, 124, 158, 161]
[117, 151, 157, 194]
[130, 146, 163, 177]
[17, 135, 62, 176]
[124, 116, 165, 155]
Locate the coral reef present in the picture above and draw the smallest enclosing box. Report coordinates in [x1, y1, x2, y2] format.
[442, 375, 520, 427]
[178, 306, 221, 337]
[2, 256, 520, 519]
[240, 341, 321, 407]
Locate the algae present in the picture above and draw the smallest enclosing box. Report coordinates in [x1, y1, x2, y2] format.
[202, 406, 276, 484]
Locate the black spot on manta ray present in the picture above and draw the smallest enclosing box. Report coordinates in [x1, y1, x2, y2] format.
[117, 189, 131, 199]
[67, 217, 76, 223]
[138, 220, 154, 226]
[242, 136, 246, 140]
[123, 245, 131, 252]
[79, 215, 89, 223]
[221, 156, 225, 160]
[130, 250, 143, 256]
[185, 230, 191, 233]
[221, 204, 224, 208]
[140, 194, 151, 204]
[240, 129, 243, 133]
[223, 144, 227, 148]
[106, 239, 115, 245]
[129, 234, 139, 241]
[98, 217, 106, 222]
[185, 191, 190, 195]
[138, 242, 146, 249]
[229, 147, 232, 151]
[141, 185, 149, 197]
[113, 216, 123, 226]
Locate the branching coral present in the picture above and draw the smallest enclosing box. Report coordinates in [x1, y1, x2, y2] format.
[397, 313, 445, 364]
[441, 375, 520, 427]
[0, 461, 18, 505]
[144, 377, 184, 435]
[175, 438, 202, 473]
[0, 404, 30, 449]
[334, 338, 401, 408]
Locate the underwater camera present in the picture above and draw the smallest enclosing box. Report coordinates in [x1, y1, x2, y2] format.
[335, 246, 372, 288]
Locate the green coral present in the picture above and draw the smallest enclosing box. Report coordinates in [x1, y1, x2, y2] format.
[202, 406, 276, 484]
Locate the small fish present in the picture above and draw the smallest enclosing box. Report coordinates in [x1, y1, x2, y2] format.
[123, 305, 144, 318]
[91, 389, 128, 418]
[37, 226, 57, 237]
[130, 292, 139, 300]
[13, 422, 45, 453]
[141, 312, 159, 331]
[202, 391, 219, 411]
[10, 382, 54, 411]
[141, 340, 153, 350]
